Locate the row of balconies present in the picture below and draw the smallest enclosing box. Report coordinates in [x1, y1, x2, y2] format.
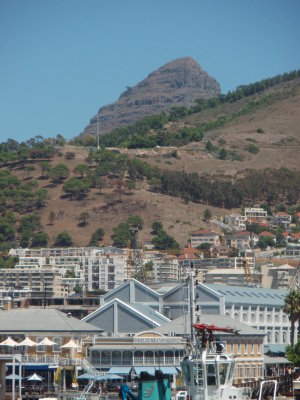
[91, 356, 180, 366]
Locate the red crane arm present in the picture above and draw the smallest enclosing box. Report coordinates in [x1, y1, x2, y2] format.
[193, 323, 235, 334]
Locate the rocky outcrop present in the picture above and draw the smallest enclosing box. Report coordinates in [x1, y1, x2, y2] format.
[82, 57, 221, 135]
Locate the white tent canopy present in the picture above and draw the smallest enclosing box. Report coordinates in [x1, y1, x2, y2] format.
[60, 339, 78, 349]
[0, 336, 18, 347]
[27, 373, 43, 381]
[19, 337, 37, 347]
[37, 337, 56, 346]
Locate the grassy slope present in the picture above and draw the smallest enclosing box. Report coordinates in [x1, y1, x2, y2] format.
[4, 78, 300, 248]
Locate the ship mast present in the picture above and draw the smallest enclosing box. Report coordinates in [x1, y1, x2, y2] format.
[189, 262, 196, 345]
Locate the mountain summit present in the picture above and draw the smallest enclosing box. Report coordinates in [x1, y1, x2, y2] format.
[82, 57, 221, 135]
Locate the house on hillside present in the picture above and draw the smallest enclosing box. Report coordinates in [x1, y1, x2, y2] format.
[191, 230, 220, 248]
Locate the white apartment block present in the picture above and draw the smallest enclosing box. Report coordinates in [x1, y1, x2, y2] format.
[224, 214, 247, 231]
[244, 206, 267, 222]
[144, 251, 179, 283]
[0, 265, 68, 298]
[84, 253, 127, 292]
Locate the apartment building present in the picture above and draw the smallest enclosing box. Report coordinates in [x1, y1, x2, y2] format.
[271, 212, 292, 231]
[0, 265, 67, 298]
[224, 214, 247, 231]
[191, 230, 220, 248]
[143, 251, 179, 283]
[244, 206, 268, 222]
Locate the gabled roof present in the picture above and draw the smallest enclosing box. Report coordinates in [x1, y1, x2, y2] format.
[101, 278, 161, 302]
[0, 309, 100, 333]
[83, 298, 169, 327]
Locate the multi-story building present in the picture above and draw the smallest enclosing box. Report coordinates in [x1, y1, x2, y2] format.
[99, 279, 292, 346]
[204, 268, 247, 286]
[0, 265, 67, 298]
[191, 230, 220, 248]
[152, 314, 265, 385]
[286, 243, 300, 256]
[224, 214, 247, 231]
[224, 231, 255, 249]
[244, 206, 267, 222]
[0, 288, 31, 309]
[263, 264, 296, 289]
[271, 212, 292, 231]
[9, 246, 128, 294]
[143, 251, 179, 283]
[84, 252, 127, 292]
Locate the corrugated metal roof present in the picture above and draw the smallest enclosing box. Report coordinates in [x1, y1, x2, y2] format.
[129, 303, 169, 325]
[205, 284, 288, 306]
[264, 355, 290, 364]
[0, 309, 100, 333]
[152, 314, 264, 337]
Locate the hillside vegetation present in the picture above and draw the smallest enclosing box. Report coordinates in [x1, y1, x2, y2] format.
[0, 71, 300, 252]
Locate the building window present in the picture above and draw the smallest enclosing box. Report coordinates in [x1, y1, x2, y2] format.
[282, 314, 287, 323]
[251, 365, 256, 378]
[251, 313, 256, 323]
[243, 313, 248, 322]
[267, 314, 272, 323]
[259, 313, 264, 322]
[245, 364, 250, 378]
[52, 337, 61, 353]
[257, 342, 262, 355]
[91, 350, 100, 364]
[258, 364, 263, 377]
[251, 340, 255, 355]
[234, 312, 239, 320]
[267, 331, 272, 343]
[275, 314, 279, 323]
[283, 331, 287, 343]
[237, 341, 241, 355]
[238, 364, 243, 378]
[36, 337, 45, 353]
[275, 331, 280, 343]
[244, 342, 248, 355]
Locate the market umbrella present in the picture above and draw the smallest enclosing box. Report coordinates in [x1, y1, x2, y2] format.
[26, 373, 43, 382]
[0, 336, 18, 346]
[97, 374, 123, 381]
[5, 374, 22, 380]
[37, 337, 56, 346]
[19, 337, 37, 347]
[77, 373, 97, 380]
[60, 339, 78, 349]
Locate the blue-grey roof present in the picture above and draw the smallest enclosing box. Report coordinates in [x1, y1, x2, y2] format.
[264, 344, 286, 355]
[0, 309, 100, 333]
[205, 284, 288, 306]
[129, 303, 169, 325]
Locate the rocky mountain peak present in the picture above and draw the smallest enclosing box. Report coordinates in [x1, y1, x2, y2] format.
[82, 57, 221, 136]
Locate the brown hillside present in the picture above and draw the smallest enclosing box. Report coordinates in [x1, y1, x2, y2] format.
[8, 146, 227, 248]
[4, 77, 300, 248]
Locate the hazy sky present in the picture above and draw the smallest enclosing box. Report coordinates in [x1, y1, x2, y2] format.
[1, 0, 300, 142]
